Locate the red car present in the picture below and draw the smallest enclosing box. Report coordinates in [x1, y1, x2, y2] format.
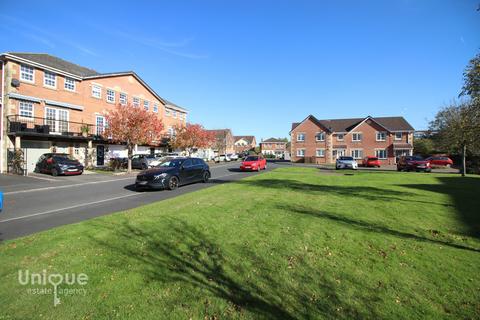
[362, 156, 381, 167]
[426, 156, 453, 167]
[240, 155, 267, 171]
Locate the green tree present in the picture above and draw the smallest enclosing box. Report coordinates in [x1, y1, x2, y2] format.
[460, 53, 480, 103]
[413, 137, 435, 156]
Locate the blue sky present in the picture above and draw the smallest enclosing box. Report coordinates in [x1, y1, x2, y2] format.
[1, 0, 479, 140]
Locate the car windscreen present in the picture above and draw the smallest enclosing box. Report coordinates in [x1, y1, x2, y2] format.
[368, 157, 378, 161]
[53, 154, 76, 162]
[158, 159, 184, 167]
[245, 156, 259, 161]
[339, 156, 354, 161]
[411, 156, 424, 161]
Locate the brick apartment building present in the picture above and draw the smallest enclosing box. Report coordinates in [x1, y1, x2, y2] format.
[233, 135, 256, 154]
[206, 129, 235, 155]
[260, 138, 288, 158]
[290, 115, 414, 164]
[0, 52, 187, 173]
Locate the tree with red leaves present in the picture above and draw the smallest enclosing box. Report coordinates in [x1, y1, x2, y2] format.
[170, 123, 216, 156]
[104, 104, 164, 173]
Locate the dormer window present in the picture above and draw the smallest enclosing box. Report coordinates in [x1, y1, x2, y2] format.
[336, 133, 344, 141]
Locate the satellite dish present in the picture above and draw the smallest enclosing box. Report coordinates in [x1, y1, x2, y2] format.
[11, 78, 20, 87]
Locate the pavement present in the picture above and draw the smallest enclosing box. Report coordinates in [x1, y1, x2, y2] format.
[0, 161, 276, 241]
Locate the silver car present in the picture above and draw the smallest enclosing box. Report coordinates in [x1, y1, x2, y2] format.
[336, 156, 358, 170]
[131, 154, 163, 170]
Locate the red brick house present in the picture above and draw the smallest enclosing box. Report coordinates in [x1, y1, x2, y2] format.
[233, 135, 256, 154]
[260, 138, 288, 158]
[206, 129, 235, 154]
[290, 115, 414, 164]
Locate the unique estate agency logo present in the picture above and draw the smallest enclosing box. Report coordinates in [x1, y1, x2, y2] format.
[18, 269, 88, 306]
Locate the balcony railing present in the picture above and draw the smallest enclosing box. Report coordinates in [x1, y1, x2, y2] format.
[7, 115, 98, 139]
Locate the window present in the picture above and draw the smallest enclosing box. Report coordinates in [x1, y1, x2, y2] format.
[19, 101, 34, 118]
[395, 132, 402, 140]
[45, 107, 69, 133]
[92, 85, 102, 99]
[133, 97, 140, 107]
[316, 132, 325, 141]
[297, 133, 305, 142]
[352, 133, 362, 142]
[351, 149, 363, 159]
[119, 93, 127, 105]
[376, 131, 387, 141]
[153, 103, 159, 113]
[106, 89, 115, 103]
[296, 149, 305, 157]
[316, 149, 325, 157]
[144, 100, 150, 111]
[165, 108, 171, 116]
[64, 77, 75, 91]
[20, 65, 34, 82]
[375, 149, 387, 159]
[336, 133, 344, 141]
[173, 110, 177, 118]
[167, 126, 175, 137]
[44, 71, 56, 88]
[96, 116, 106, 135]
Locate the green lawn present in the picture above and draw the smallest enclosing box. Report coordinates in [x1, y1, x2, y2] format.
[1, 168, 479, 319]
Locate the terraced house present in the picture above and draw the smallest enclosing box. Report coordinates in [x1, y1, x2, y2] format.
[0, 53, 187, 173]
[290, 115, 415, 165]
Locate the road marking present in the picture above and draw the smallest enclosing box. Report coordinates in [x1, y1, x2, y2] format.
[0, 193, 142, 223]
[25, 174, 59, 182]
[3, 177, 135, 195]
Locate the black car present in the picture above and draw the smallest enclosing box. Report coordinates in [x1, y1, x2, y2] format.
[35, 153, 84, 176]
[135, 157, 210, 190]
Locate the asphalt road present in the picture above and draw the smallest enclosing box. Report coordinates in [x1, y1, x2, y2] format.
[0, 161, 275, 241]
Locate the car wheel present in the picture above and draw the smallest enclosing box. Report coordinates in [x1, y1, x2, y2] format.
[446, 164, 451, 168]
[51, 168, 58, 176]
[167, 176, 179, 190]
[202, 171, 210, 183]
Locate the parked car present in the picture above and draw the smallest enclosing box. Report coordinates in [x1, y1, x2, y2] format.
[131, 154, 162, 170]
[135, 157, 210, 190]
[228, 153, 239, 161]
[214, 154, 231, 163]
[426, 156, 453, 167]
[240, 155, 267, 171]
[397, 156, 431, 172]
[362, 156, 381, 168]
[336, 156, 358, 170]
[35, 153, 84, 176]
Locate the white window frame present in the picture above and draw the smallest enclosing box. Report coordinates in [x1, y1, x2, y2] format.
[43, 71, 57, 88]
[144, 100, 150, 111]
[119, 92, 127, 105]
[351, 149, 363, 159]
[96, 115, 106, 136]
[394, 132, 402, 141]
[153, 103, 159, 113]
[20, 65, 34, 83]
[376, 131, 387, 141]
[92, 85, 102, 99]
[316, 148, 325, 157]
[19, 101, 34, 118]
[167, 126, 175, 137]
[64, 77, 76, 91]
[336, 133, 345, 141]
[165, 108, 171, 116]
[173, 110, 177, 118]
[106, 89, 116, 104]
[297, 133, 305, 142]
[352, 132, 362, 142]
[45, 107, 69, 134]
[296, 148, 305, 157]
[375, 149, 387, 159]
[316, 132, 325, 141]
[133, 97, 140, 107]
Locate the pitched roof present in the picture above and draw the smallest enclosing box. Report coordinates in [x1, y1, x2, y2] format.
[6, 52, 99, 77]
[261, 138, 288, 143]
[2, 52, 188, 112]
[291, 115, 414, 132]
[234, 135, 255, 144]
[206, 129, 232, 139]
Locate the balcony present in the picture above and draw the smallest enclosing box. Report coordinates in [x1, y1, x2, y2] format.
[6, 115, 100, 140]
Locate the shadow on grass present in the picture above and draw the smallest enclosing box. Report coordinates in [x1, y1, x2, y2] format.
[90, 219, 378, 319]
[233, 178, 453, 208]
[277, 204, 479, 252]
[400, 176, 480, 240]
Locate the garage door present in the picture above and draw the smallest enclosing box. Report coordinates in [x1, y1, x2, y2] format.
[21, 141, 51, 173]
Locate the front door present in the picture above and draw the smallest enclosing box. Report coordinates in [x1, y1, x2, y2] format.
[96, 145, 105, 166]
[332, 149, 346, 159]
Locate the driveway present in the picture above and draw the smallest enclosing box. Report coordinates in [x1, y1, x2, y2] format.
[0, 161, 275, 241]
